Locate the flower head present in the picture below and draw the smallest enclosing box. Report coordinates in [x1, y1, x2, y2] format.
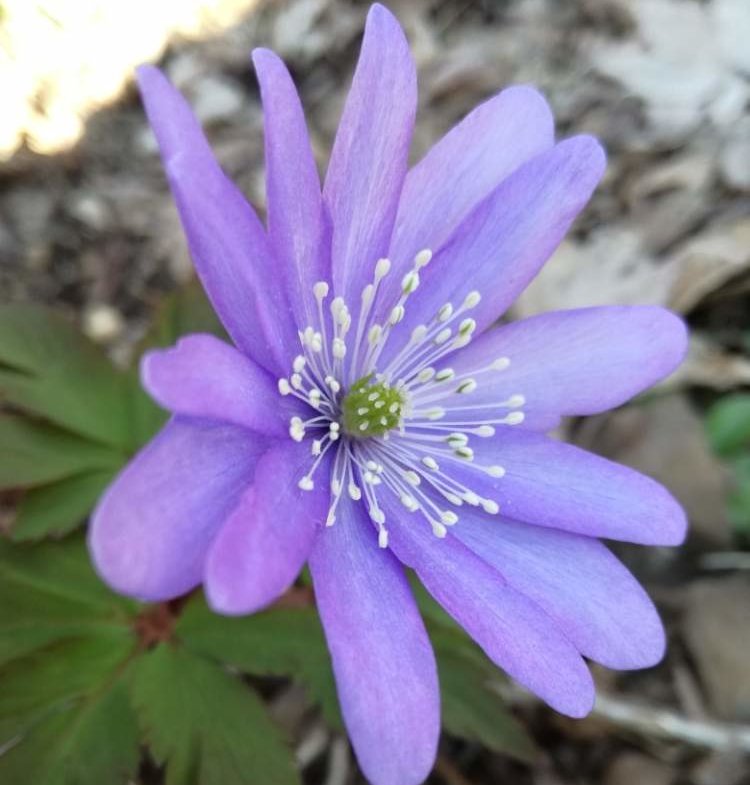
[89, 5, 688, 785]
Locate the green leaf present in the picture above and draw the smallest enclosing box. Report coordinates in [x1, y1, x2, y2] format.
[728, 454, 750, 534]
[706, 393, 750, 456]
[0, 415, 122, 492]
[0, 304, 132, 449]
[0, 633, 135, 744]
[0, 650, 139, 785]
[0, 536, 136, 666]
[138, 281, 225, 352]
[177, 596, 341, 727]
[131, 643, 300, 785]
[432, 628, 536, 763]
[10, 469, 116, 541]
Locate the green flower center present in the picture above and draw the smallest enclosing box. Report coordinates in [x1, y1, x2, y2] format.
[342, 376, 404, 438]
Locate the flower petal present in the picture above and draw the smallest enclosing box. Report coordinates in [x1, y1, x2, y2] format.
[137, 66, 296, 374]
[88, 418, 268, 601]
[324, 4, 417, 307]
[384, 507, 595, 718]
[141, 334, 299, 437]
[380, 136, 605, 366]
[205, 441, 330, 615]
[453, 515, 665, 668]
[446, 429, 687, 545]
[309, 497, 439, 785]
[253, 48, 328, 329]
[443, 306, 688, 430]
[390, 85, 554, 271]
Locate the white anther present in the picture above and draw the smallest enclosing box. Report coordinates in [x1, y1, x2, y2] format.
[434, 327, 452, 345]
[311, 332, 323, 352]
[329, 422, 340, 432]
[506, 394, 525, 408]
[463, 291, 481, 308]
[452, 333, 472, 349]
[459, 318, 476, 335]
[422, 456, 439, 471]
[474, 425, 495, 437]
[417, 367, 436, 383]
[504, 411, 525, 425]
[400, 494, 418, 510]
[487, 465, 506, 478]
[333, 337, 347, 359]
[375, 257, 392, 280]
[454, 446, 474, 460]
[438, 303, 453, 322]
[298, 477, 314, 491]
[446, 433, 469, 447]
[414, 249, 433, 269]
[313, 281, 329, 301]
[482, 499, 500, 515]
[291, 373, 303, 390]
[361, 283, 375, 306]
[411, 325, 428, 342]
[278, 378, 291, 395]
[404, 470, 421, 486]
[435, 368, 455, 382]
[367, 392, 380, 402]
[311, 440, 322, 455]
[331, 478, 342, 495]
[331, 296, 346, 318]
[441, 510, 459, 526]
[444, 493, 463, 506]
[389, 305, 405, 325]
[293, 355, 306, 373]
[359, 421, 370, 431]
[357, 407, 369, 416]
[491, 357, 511, 371]
[374, 400, 385, 409]
[368, 324, 383, 345]
[431, 521, 447, 538]
[456, 379, 477, 394]
[309, 388, 322, 402]
[370, 507, 385, 525]
[402, 271, 420, 294]
[425, 407, 445, 420]
[389, 402, 399, 414]
[348, 483, 362, 500]
[462, 491, 481, 506]
[378, 528, 389, 548]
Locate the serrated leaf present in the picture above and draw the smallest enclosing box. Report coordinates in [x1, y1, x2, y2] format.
[0, 304, 132, 448]
[706, 393, 750, 457]
[0, 415, 122, 492]
[432, 627, 536, 763]
[0, 536, 136, 665]
[0, 633, 135, 745]
[0, 659, 139, 785]
[10, 469, 116, 541]
[131, 643, 300, 785]
[177, 596, 341, 727]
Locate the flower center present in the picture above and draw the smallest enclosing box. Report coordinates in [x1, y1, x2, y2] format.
[342, 375, 404, 437]
[276, 248, 527, 548]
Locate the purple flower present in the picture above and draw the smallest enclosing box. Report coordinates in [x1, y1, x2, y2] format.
[89, 5, 687, 784]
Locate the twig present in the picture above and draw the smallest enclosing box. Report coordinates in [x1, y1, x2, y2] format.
[324, 736, 350, 785]
[497, 683, 750, 752]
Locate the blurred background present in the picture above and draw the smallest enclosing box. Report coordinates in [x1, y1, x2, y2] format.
[1, 1, 750, 784]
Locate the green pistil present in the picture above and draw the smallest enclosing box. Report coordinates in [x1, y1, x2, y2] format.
[342, 375, 404, 438]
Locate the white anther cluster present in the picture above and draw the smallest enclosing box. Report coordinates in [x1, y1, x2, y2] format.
[277, 249, 526, 547]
